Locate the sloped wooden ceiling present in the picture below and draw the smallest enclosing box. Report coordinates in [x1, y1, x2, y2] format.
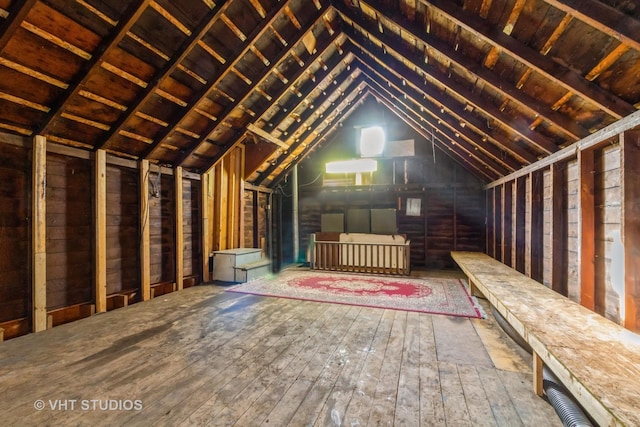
[0, 0, 638, 184]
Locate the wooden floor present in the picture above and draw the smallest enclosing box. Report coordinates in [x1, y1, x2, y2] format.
[0, 269, 561, 426]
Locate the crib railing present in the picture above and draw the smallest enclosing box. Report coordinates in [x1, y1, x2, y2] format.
[311, 240, 410, 275]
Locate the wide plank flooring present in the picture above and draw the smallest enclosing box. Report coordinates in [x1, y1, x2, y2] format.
[0, 269, 561, 426]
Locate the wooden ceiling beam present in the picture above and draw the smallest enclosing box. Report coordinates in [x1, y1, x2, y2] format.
[334, 1, 588, 141]
[38, 0, 152, 135]
[356, 58, 520, 172]
[365, 77, 509, 177]
[420, 0, 635, 119]
[246, 123, 288, 149]
[342, 26, 554, 158]
[368, 88, 497, 181]
[255, 74, 366, 185]
[269, 89, 367, 187]
[173, 4, 334, 167]
[195, 40, 349, 177]
[245, 48, 348, 138]
[544, 0, 640, 53]
[124, 0, 293, 157]
[0, 0, 38, 54]
[95, 1, 231, 150]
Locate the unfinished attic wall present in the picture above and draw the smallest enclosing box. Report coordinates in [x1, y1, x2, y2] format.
[487, 128, 640, 332]
[0, 135, 203, 341]
[0, 140, 31, 340]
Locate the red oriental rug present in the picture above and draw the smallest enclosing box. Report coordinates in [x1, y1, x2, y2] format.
[226, 270, 483, 318]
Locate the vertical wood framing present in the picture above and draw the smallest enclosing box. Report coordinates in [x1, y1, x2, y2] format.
[494, 185, 502, 261]
[622, 131, 640, 331]
[238, 145, 246, 248]
[175, 167, 184, 290]
[32, 135, 47, 332]
[140, 159, 151, 301]
[216, 159, 228, 250]
[533, 351, 544, 397]
[530, 170, 544, 282]
[551, 163, 568, 296]
[252, 189, 259, 248]
[486, 189, 494, 256]
[226, 150, 237, 248]
[502, 181, 513, 267]
[514, 176, 527, 273]
[579, 149, 596, 310]
[94, 149, 107, 313]
[201, 171, 211, 282]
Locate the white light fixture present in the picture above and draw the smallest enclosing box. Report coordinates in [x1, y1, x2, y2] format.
[325, 158, 378, 174]
[359, 125, 385, 157]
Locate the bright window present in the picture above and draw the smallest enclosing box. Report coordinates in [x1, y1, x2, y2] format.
[359, 126, 385, 157]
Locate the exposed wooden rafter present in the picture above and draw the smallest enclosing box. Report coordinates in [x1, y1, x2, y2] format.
[421, 0, 636, 119]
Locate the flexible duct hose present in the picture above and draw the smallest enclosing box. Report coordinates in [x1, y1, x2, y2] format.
[490, 306, 593, 427]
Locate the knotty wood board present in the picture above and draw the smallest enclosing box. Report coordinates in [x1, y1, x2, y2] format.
[452, 251, 640, 427]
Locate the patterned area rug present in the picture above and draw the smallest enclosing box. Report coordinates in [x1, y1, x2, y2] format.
[226, 270, 483, 318]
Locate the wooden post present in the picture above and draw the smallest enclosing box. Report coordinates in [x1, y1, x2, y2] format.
[514, 176, 526, 273]
[140, 159, 151, 301]
[175, 166, 184, 290]
[502, 181, 513, 267]
[494, 185, 502, 261]
[579, 149, 596, 310]
[533, 351, 544, 397]
[239, 145, 246, 249]
[530, 170, 544, 282]
[485, 189, 494, 256]
[551, 163, 568, 296]
[32, 135, 47, 332]
[94, 149, 107, 313]
[201, 171, 210, 282]
[622, 131, 640, 331]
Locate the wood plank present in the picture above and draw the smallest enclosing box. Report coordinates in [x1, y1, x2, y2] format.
[550, 162, 568, 296]
[533, 351, 543, 396]
[579, 149, 596, 310]
[514, 176, 526, 273]
[201, 171, 210, 281]
[486, 109, 640, 189]
[622, 131, 640, 332]
[94, 149, 107, 313]
[502, 182, 513, 267]
[452, 251, 640, 426]
[530, 170, 544, 282]
[140, 159, 151, 301]
[175, 166, 183, 290]
[32, 135, 46, 332]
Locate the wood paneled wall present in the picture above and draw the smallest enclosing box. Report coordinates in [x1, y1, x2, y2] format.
[183, 178, 201, 279]
[106, 165, 139, 295]
[46, 153, 92, 310]
[149, 172, 175, 285]
[0, 142, 30, 335]
[297, 159, 485, 269]
[0, 136, 203, 340]
[486, 132, 639, 331]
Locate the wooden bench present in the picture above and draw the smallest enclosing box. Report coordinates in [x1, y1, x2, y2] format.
[451, 251, 640, 426]
[233, 259, 271, 283]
